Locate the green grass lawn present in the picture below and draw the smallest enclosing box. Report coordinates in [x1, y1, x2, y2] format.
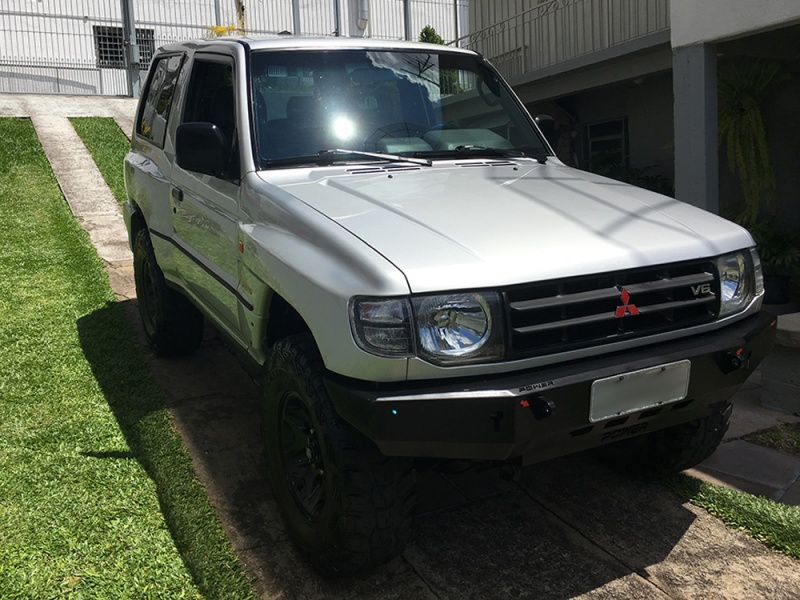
[70, 117, 129, 205]
[0, 117, 255, 598]
[745, 422, 800, 456]
[667, 473, 800, 560]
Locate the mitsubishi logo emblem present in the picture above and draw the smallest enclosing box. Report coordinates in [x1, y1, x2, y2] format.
[615, 287, 639, 318]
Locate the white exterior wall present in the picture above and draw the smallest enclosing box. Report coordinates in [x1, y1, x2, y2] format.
[670, 0, 800, 48]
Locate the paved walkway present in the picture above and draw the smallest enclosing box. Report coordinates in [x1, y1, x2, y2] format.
[3, 93, 800, 599]
[690, 370, 800, 505]
[0, 93, 139, 301]
[0, 93, 135, 135]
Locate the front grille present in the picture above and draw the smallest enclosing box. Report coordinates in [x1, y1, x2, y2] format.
[505, 259, 718, 358]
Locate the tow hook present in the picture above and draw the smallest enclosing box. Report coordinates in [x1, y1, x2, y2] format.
[720, 347, 749, 373]
[728, 353, 745, 369]
[520, 396, 556, 420]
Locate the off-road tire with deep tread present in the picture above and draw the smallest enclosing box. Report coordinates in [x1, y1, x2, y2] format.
[604, 401, 732, 476]
[262, 334, 415, 576]
[132, 228, 204, 357]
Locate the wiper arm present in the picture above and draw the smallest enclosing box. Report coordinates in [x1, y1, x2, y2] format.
[321, 148, 432, 166]
[413, 145, 548, 164]
[454, 144, 510, 154]
[453, 145, 548, 164]
[263, 148, 432, 169]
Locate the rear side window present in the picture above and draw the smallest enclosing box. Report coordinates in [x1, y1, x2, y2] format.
[138, 54, 184, 147]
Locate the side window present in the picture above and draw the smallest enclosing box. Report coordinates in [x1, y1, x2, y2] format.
[182, 58, 238, 179]
[138, 54, 184, 147]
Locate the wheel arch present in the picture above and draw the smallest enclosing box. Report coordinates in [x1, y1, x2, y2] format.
[263, 292, 313, 350]
[127, 200, 148, 246]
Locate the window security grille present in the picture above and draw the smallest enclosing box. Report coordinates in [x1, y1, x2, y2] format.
[93, 26, 155, 69]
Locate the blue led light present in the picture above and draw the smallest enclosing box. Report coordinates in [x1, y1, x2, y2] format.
[392, 409, 398, 415]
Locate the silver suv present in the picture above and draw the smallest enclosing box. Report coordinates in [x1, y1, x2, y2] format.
[124, 36, 775, 575]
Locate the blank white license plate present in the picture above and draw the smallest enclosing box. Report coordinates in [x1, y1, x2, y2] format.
[589, 360, 691, 423]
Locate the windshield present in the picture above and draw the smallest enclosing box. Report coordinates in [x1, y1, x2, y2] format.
[249, 48, 548, 168]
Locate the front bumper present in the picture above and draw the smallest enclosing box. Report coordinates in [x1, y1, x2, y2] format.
[326, 312, 776, 465]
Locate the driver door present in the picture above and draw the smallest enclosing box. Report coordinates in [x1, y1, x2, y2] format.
[170, 53, 245, 343]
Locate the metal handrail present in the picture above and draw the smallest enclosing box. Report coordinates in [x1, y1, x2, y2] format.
[453, 0, 583, 47]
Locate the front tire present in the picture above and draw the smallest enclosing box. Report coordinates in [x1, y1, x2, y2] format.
[132, 228, 204, 357]
[604, 401, 732, 475]
[262, 335, 415, 576]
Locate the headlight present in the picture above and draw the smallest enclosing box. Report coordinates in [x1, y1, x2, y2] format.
[413, 292, 504, 365]
[350, 298, 413, 356]
[350, 291, 505, 365]
[717, 249, 762, 317]
[751, 247, 765, 296]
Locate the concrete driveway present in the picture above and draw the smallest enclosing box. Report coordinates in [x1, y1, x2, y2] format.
[4, 93, 800, 599]
[146, 333, 800, 599]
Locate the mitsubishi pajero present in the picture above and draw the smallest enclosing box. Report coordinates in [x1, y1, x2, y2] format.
[124, 36, 776, 575]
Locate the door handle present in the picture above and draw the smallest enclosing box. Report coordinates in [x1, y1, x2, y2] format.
[170, 187, 183, 213]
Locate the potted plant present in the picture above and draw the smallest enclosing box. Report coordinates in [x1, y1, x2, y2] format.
[718, 60, 788, 226]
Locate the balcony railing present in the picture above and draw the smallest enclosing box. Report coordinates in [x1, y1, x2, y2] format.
[456, 0, 670, 80]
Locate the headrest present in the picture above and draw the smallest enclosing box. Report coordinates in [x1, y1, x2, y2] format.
[286, 95, 318, 121]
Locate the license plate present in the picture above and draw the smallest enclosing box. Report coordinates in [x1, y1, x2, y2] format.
[589, 360, 691, 423]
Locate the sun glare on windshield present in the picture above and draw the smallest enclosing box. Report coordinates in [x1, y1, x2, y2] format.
[332, 115, 356, 141]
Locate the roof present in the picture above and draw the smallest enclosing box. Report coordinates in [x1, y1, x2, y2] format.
[156, 35, 478, 56]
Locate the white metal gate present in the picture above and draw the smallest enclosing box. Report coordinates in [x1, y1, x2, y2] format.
[0, 0, 469, 96]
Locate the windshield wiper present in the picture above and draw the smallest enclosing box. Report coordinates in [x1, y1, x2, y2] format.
[455, 144, 513, 154]
[456, 146, 549, 164]
[415, 146, 549, 164]
[264, 148, 432, 169]
[320, 148, 432, 166]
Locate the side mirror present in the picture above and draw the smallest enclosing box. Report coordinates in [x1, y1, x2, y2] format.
[176, 122, 227, 176]
[534, 115, 558, 150]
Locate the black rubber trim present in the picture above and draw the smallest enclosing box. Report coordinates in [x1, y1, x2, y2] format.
[149, 228, 254, 311]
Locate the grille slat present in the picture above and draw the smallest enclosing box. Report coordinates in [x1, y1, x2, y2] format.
[505, 260, 719, 358]
[514, 311, 619, 335]
[635, 296, 718, 315]
[510, 286, 620, 311]
[621, 272, 714, 295]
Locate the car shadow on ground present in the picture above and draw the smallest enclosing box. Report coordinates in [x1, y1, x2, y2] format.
[77, 300, 699, 599]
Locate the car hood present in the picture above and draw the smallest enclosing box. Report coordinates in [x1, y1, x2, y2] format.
[258, 160, 753, 293]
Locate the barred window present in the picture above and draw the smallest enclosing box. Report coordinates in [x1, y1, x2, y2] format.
[93, 26, 155, 69]
[582, 118, 629, 173]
